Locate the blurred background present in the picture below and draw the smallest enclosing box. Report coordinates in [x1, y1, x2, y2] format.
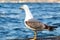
[0, 0, 60, 3]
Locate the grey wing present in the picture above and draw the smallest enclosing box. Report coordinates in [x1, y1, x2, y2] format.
[26, 19, 45, 30]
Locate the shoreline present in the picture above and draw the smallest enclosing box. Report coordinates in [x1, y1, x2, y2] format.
[0, 0, 60, 3]
[0, 2, 60, 3]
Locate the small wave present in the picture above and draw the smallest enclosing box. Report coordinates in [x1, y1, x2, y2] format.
[41, 15, 53, 18]
[52, 23, 60, 26]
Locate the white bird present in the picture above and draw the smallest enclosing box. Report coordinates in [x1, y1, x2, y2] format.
[20, 5, 57, 40]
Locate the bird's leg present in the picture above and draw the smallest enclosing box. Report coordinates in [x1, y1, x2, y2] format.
[34, 31, 37, 40]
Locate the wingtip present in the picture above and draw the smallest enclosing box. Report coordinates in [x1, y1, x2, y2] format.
[44, 24, 57, 31]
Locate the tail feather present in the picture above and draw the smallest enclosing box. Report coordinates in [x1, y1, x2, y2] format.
[44, 24, 57, 31]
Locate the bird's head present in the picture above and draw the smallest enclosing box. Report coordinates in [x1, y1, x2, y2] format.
[19, 5, 28, 10]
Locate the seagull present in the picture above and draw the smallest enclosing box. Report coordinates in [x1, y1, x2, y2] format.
[20, 5, 57, 40]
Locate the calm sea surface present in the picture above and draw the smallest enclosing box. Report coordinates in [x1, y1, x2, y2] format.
[0, 3, 60, 40]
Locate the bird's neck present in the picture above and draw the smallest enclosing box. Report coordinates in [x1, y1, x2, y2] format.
[24, 7, 33, 21]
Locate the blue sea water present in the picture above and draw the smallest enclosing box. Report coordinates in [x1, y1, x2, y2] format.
[0, 3, 60, 40]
